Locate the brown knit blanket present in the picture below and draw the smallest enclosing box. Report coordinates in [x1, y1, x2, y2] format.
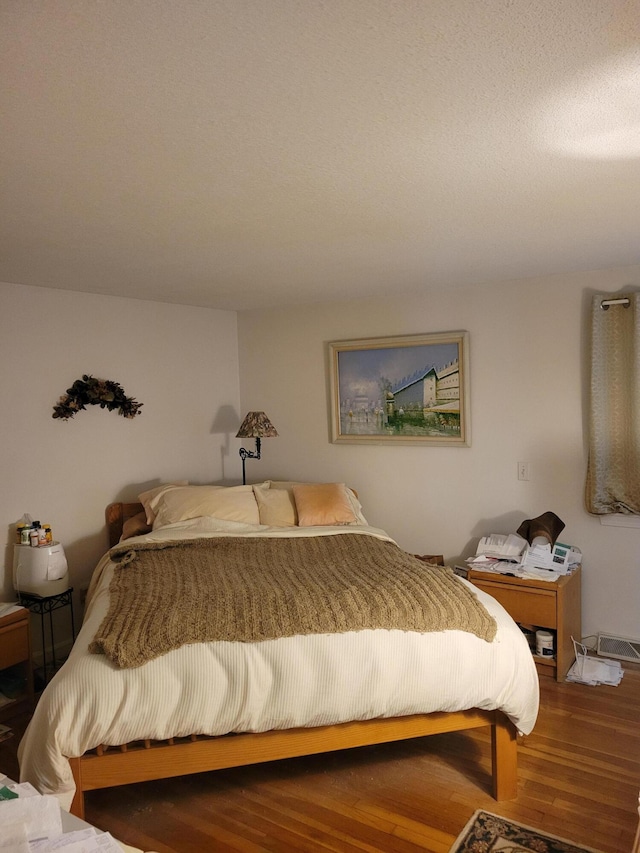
[90, 533, 496, 668]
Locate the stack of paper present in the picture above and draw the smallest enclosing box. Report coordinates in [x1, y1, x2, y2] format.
[464, 554, 562, 582]
[0, 781, 126, 852]
[474, 533, 527, 559]
[566, 640, 624, 686]
[465, 555, 520, 573]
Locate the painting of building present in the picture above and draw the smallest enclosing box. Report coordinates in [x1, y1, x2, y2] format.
[330, 332, 469, 444]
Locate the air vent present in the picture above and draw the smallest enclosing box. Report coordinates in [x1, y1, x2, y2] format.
[597, 633, 640, 663]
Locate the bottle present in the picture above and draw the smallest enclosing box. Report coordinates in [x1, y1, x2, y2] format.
[536, 630, 555, 658]
[38, 525, 47, 546]
[16, 523, 26, 545]
[29, 528, 39, 547]
[43, 524, 53, 544]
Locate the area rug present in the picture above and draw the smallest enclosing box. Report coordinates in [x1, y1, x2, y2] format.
[450, 810, 603, 853]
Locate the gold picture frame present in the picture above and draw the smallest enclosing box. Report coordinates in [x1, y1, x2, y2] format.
[329, 331, 470, 445]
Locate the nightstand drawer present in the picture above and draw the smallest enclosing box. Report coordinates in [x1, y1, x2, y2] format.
[472, 581, 557, 627]
[0, 621, 29, 668]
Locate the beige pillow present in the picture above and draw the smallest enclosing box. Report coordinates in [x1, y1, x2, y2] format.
[270, 480, 359, 501]
[266, 480, 368, 525]
[253, 483, 297, 526]
[120, 511, 152, 541]
[138, 481, 189, 525]
[270, 480, 369, 525]
[152, 485, 260, 529]
[292, 483, 358, 527]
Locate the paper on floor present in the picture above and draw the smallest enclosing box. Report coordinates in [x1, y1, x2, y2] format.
[0, 784, 128, 852]
[566, 639, 624, 686]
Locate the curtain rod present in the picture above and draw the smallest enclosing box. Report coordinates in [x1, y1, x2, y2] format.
[600, 297, 631, 310]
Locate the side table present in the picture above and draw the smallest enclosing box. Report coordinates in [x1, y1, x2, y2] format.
[16, 589, 76, 687]
[467, 566, 581, 681]
[0, 608, 34, 721]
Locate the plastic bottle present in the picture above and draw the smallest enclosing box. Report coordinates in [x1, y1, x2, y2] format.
[16, 523, 26, 545]
[43, 524, 53, 544]
[536, 630, 555, 658]
[18, 514, 34, 544]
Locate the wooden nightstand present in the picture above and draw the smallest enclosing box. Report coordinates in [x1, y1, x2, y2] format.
[467, 566, 582, 682]
[0, 607, 34, 720]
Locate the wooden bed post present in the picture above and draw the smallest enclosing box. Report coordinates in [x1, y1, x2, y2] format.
[69, 757, 85, 819]
[491, 713, 518, 800]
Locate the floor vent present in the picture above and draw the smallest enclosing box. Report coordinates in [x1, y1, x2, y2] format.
[597, 632, 640, 663]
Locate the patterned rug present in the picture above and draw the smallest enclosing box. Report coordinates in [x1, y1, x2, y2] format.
[450, 810, 603, 853]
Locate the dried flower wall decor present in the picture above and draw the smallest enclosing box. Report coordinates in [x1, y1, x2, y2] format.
[52, 375, 143, 420]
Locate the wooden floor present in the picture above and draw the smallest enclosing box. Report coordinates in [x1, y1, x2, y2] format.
[2, 667, 639, 852]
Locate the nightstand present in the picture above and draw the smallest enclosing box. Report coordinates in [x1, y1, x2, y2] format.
[0, 607, 34, 721]
[467, 566, 582, 682]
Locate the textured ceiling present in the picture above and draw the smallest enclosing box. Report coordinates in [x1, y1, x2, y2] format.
[2, 1, 640, 311]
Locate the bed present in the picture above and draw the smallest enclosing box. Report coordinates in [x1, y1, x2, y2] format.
[18, 481, 539, 819]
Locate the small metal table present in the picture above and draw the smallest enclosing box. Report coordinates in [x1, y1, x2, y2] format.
[16, 588, 76, 686]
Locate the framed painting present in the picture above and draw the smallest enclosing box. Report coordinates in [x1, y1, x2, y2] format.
[329, 331, 470, 445]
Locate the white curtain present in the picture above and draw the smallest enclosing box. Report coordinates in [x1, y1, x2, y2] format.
[585, 291, 640, 515]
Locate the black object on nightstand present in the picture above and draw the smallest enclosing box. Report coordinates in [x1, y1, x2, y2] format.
[17, 588, 76, 687]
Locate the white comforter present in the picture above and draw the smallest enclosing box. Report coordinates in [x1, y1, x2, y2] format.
[18, 519, 539, 810]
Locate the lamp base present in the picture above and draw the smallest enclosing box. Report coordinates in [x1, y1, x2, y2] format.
[238, 438, 262, 485]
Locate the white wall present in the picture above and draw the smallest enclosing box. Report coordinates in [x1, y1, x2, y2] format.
[1, 282, 241, 610]
[4, 269, 638, 649]
[238, 265, 640, 641]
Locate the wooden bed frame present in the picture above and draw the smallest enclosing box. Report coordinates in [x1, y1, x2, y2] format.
[67, 502, 519, 819]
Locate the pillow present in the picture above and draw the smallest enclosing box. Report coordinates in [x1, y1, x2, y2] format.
[120, 510, 152, 541]
[253, 483, 297, 526]
[151, 485, 260, 529]
[270, 480, 358, 501]
[268, 480, 305, 491]
[292, 483, 358, 527]
[138, 481, 189, 525]
[266, 480, 368, 525]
